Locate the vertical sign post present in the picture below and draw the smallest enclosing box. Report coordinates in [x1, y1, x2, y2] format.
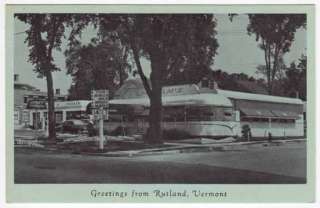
[91, 90, 109, 151]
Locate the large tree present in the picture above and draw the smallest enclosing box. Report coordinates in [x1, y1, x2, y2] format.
[282, 55, 307, 100]
[98, 14, 219, 143]
[16, 14, 88, 143]
[247, 14, 306, 94]
[65, 37, 130, 100]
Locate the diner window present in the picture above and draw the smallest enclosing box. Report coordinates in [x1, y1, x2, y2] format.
[186, 106, 214, 121]
[223, 108, 233, 121]
[163, 106, 186, 122]
[260, 118, 269, 122]
[224, 112, 232, 117]
[241, 117, 267, 122]
[163, 115, 176, 122]
[24, 97, 28, 104]
[252, 118, 260, 122]
[241, 117, 250, 122]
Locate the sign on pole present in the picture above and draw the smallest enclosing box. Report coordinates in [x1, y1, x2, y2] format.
[93, 109, 108, 121]
[91, 90, 109, 150]
[91, 90, 109, 109]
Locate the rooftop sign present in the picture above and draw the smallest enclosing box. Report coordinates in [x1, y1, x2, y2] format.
[55, 101, 91, 110]
[162, 85, 199, 96]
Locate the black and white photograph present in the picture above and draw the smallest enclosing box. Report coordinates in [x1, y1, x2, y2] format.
[13, 11, 308, 185]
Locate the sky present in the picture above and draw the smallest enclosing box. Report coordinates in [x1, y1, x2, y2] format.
[14, 14, 306, 94]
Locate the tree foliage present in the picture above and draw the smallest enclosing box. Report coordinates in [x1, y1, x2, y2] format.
[16, 14, 73, 142]
[16, 14, 70, 76]
[247, 14, 306, 94]
[65, 37, 131, 100]
[98, 14, 219, 143]
[15, 14, 91, 142]
[281, 55, 307, 100]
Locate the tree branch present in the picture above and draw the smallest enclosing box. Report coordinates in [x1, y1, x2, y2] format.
[47, 15, 64, 65]
[47, 16, 58, 61]
[131, 41, 152, 98]
[124, 18, 152, 98]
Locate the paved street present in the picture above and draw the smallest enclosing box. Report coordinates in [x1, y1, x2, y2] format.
[134, 142, 306, 179]
[14, 141, 306, 184]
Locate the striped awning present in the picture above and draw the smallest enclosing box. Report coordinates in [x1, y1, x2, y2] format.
[240, 107, 300, 119]
[271, 109, 300, 119]
[240, 108, 274, 118]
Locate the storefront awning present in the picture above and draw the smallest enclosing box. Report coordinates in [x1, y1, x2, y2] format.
[271, 110, 300, 119]
[240, 108, 274, 118]
[240, 108, 300, 119]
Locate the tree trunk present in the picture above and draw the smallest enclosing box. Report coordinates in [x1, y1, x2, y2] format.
[146, 84, 163, 144]
[46, 70, 56, 143]
[267, 45, 272, 95]
[146, 54, 164, 144]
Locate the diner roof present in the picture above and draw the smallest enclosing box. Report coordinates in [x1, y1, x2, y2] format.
[109, 93, 233, 107]
[217, 89, 303, 105]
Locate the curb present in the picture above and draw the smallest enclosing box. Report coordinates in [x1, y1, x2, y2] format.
[80, 138, 306, 157]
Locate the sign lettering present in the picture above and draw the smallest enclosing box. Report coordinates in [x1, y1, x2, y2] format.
[91, 90, 109, 108]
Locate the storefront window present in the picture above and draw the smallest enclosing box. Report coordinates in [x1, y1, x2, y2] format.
[66, 111, 87, 120]
[55, 111, 63, 123]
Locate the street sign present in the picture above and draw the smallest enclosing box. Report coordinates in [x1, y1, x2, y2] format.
[91, 90, 109, 108]
[91, 90, 109, 150]
[93, 109, 109, 120]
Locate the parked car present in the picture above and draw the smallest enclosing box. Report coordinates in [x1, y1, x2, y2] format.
[56, 119, 95, 136]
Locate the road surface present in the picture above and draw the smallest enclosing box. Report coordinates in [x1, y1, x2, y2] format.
[14, 142, 306, 184]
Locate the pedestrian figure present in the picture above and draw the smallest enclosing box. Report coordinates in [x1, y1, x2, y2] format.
[87, 119, 95, 137]
[241, 124, 251, 141]
[268, 132, 272, 142]
[45, 119, 48, 131]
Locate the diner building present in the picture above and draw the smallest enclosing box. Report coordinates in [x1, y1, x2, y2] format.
[108, 78, 305, 138]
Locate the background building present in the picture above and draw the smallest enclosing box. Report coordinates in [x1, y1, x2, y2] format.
[14, 74, 67, 128]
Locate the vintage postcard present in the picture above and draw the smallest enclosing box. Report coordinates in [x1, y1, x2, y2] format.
[6, 4, 315, 203]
